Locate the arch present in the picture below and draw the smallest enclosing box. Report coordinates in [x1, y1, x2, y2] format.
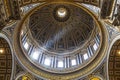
[0, 38, 12, 80]
[108, 35, 120, 80]
[0, 33, 14, 80]
[13, 2, 108, 79]
[15, 72, 35, 80]
[18, 0, 99, 7]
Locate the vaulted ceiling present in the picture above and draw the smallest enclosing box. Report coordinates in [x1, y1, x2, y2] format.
[0, 0, 120, 80]
[109, 40, 120, 80]
[0, 38, 12, 80]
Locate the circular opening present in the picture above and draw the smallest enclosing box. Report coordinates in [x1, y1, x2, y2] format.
[13, 2, 108, 79]
[53, 5, 70, 22]
[57, 8, 67, 18]
[19, 3, 102, 74]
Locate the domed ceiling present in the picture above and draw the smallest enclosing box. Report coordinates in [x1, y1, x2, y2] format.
[20, 2, 101, 73]
[13, 2, 108, 79]
[29, 3, 94, 54]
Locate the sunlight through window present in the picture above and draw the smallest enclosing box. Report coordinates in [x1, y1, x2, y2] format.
[83, 53, 88, 60]
[31, 51, 40, 60]
[44, 58, 51, 66]
[93, 43, 98, 51]
[71, 59, 77, 66]
[58, 61, 64, 68]
[24, 42, 29, 50]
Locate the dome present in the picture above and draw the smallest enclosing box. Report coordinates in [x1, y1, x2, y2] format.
[20, 3, 100, 73]
[29, 3, 94, 54]
[14, 2, 107, 79]
[1, 0, 119, 79]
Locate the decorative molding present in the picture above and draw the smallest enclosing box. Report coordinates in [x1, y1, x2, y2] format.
[0, 38, 12, 80]
[17, 0, 99, 7]
[108, 40, 120, 80]
[13, 2, 109, 79]
[0, 32, 15, 80]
